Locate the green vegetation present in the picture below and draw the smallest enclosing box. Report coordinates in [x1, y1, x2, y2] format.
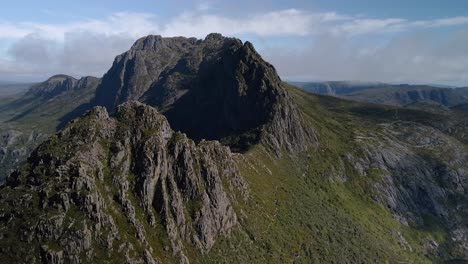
[1, 83, 465, 263]
[198, 85, 463, 263]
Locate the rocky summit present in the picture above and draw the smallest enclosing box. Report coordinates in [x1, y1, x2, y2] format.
[94, 33, 314, 152]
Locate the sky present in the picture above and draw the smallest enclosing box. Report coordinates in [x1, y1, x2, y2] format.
[1, 0, 468, 86]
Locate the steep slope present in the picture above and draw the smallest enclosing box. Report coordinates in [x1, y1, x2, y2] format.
[93, 33, 313, 152]
[0, 102, 246, 263]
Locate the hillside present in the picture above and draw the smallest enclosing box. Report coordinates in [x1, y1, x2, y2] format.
[0, 34, 466, 263]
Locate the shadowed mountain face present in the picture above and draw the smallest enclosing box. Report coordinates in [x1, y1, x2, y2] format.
[94, 33, 312, 152]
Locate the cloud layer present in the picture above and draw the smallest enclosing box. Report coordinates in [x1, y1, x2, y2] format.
[1, 9, 468, 85]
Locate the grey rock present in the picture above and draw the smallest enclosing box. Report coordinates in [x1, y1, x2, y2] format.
[94, 33, 315, 153]
[0, 102, 246, 262]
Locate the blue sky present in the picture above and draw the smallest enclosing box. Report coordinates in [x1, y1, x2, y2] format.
[1, 0, 468, 85]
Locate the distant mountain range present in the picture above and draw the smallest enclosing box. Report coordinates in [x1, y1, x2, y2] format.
[290, 81, 468, 109]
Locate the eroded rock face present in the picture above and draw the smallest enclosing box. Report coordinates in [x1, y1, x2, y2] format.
[349, 121, 468, 258]
[94, 33, 314, 153]
[0, 102, 246, 263]
[0, 129, 48, 182]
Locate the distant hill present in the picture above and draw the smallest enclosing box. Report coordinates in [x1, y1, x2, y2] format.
[291, 81, 468, 109]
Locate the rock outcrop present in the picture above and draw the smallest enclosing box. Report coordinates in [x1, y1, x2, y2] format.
[0, 129, 47, 182]
[94, 33, 314, 153]
[349, 121, 468, 258]
[0, 102, 246, 263]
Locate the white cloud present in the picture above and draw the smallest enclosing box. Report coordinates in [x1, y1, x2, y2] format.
[332, 16, 468, 36]
[0, 9, 468, 85]
[332, 18, 407, 35]
[264, 30, 468, 86]
[159, 9, 320, 37]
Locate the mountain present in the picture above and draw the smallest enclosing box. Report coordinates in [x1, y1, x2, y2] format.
[0, 34, 466, 263]
[1, 74, 100, 128]
[92, 33, 312, 152]
[293, 81, 468, 109]
[0, 74, 100, 181]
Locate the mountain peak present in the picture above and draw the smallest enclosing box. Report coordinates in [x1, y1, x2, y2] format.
[204, 32, 227, 42]
[94, 33, 314, 153]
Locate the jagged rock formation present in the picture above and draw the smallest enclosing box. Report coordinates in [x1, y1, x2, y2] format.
[0, 102, 246, 263]
[94, 33, 314, 152]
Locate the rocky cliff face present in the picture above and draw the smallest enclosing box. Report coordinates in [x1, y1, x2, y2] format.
[0, 129, 47, 181]
[0, 102, 246, 263]
[94, 33, 314, 153]
[348, 121, 467, 257]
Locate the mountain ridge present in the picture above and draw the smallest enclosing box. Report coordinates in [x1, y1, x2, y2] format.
[292, 81, 468, 108]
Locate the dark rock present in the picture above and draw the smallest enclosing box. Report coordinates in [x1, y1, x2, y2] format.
[94, 33, 315, 153]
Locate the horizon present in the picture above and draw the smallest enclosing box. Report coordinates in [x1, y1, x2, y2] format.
[0, 72, 465, 89]
[1, 1, 468, 86]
